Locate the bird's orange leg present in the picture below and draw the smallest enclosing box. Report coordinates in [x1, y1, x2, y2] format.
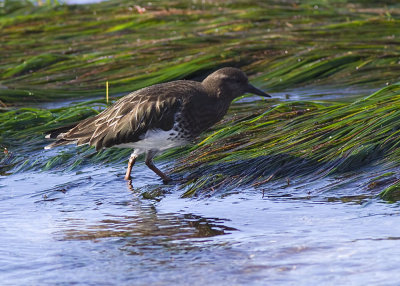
[124, 154, 137, 181]
[145, 151, 171, 183]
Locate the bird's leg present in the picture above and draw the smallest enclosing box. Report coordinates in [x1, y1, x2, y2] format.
[126, 180, 134, 191]
[124, 153, 138, 181]
[145, 150, 171, 183]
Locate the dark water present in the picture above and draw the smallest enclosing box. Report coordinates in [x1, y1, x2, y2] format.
[237, 86, 377, 103]
[2, 160, 400, 285]
[64, 0, 105, 4]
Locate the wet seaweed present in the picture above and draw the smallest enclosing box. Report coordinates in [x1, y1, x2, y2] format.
[1, 0, 399, 103]
[173, 83, 400, 196]
[379, 181, 400, 202]
[1, 0, 400, 200]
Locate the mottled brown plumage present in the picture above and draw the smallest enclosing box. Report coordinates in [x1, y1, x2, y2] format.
[45, 67, 270, 182]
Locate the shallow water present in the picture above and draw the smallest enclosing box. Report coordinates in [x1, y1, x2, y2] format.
[2, 160, 400, 285]
[36, 86, 377, 111]
[63, 0, 106, 4]
[264, 86, 377, 102]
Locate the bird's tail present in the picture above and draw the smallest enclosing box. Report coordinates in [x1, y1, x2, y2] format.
[44, 139, 76, 150]
[44, 123, 79, 149]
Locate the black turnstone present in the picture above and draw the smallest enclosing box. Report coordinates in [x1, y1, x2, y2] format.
[45, 67, 270, 182]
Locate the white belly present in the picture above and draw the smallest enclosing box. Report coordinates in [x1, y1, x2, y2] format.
[114, 128, 187, 155]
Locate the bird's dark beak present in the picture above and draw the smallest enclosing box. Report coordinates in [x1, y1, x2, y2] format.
[246, 83, 271, 98]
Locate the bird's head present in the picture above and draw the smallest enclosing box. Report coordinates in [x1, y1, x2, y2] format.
[202, 67, 271, 100]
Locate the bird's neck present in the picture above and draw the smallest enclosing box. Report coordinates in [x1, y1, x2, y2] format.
[201, 81, 234, 101]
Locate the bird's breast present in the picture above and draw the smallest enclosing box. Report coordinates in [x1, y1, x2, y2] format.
[114, 127, 188, 155]
[179, 99, 230, 136]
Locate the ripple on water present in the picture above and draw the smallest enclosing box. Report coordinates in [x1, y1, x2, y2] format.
[1, 165, 400, 285]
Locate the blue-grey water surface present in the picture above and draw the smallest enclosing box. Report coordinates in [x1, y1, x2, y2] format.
[2, 160, 400, 285]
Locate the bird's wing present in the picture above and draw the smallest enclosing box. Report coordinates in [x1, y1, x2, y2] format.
[58, 89, 182, 151]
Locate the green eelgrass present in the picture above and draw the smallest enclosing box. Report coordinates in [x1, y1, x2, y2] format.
[2, 82, 400, 201]
[379, 181, 400, 202]
[1, 0, 400, 201]
[171, 82, 400, 197]
[1, 0, 399, 103]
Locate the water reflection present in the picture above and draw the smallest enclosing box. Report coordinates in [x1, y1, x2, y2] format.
[3, 165, 400, 285]
[60, 212, 237, 241]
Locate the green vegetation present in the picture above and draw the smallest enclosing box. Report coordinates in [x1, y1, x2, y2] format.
[380, 181, 400, 202]
[1, 0, 400, 201]
[176, 83, 400, 197]
[1, 0, 399, 103]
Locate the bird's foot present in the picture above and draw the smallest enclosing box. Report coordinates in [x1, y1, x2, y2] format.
[126, 179, 134, 190]
[162, 176, 172, 184]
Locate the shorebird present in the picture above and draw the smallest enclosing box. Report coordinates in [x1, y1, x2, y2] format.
[45, 67, 270, 182]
